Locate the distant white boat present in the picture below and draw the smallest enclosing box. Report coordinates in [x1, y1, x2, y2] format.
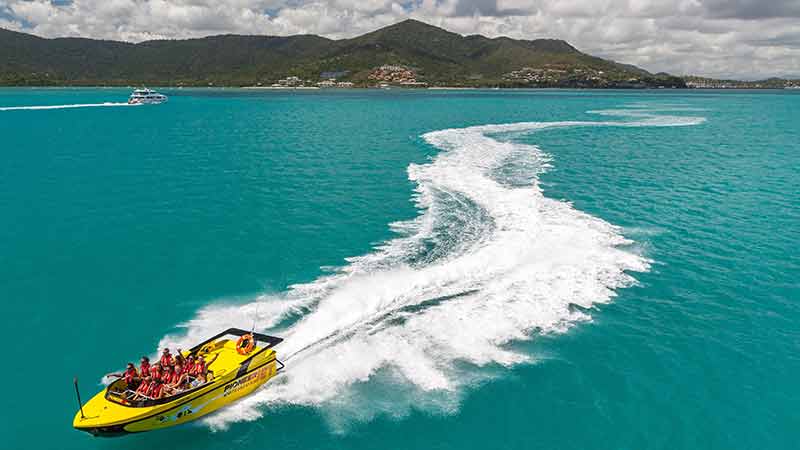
[128, 88, 168, 104]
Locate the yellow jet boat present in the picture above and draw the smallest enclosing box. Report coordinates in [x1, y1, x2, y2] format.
[73, 328, 283, 436]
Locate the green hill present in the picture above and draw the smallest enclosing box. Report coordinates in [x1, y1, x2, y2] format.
[0, 19, 685, 88]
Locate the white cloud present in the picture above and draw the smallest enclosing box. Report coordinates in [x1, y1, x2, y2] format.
[1, 0, 798, 78]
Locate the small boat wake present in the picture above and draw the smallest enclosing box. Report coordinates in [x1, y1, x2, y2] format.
[160, 104, 705, 431]
[0, 102, 133, 111]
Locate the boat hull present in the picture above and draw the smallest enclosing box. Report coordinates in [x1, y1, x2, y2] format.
[128, 97, 167, 105]
[75, 359, 278, 436]
[73, 329, 284, 437]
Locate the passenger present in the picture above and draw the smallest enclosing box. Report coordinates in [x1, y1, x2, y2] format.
[149, 362, 162, 380]
[160, 348, 173, 367]
[169, 364, 187, 392]
[109, 363, 139, 394]
[133, 377, 152, 401]
[184, 356, 196, 375]
[174, 351, 185, 368]
[110, 363, 138, 384]
[169, 363, 183, 384]
[161, 365, 174, 384]
[122, 363, 138, 385]
[139, 356, 151, 379]
[148, 379, 166, 400]
[193, 354, 219, 383]
[191, 357, 204, 377]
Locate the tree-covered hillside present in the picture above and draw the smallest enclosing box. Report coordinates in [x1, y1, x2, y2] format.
[0, 20, 685, 88]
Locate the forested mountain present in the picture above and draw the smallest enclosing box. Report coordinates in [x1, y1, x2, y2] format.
[0, 19, 685, 87]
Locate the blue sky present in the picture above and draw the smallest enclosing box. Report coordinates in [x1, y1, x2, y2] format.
[1, 0, 798, 79]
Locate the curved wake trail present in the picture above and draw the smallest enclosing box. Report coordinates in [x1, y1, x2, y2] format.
[0, 102, 133, 111]
[160, 106, 705, 431]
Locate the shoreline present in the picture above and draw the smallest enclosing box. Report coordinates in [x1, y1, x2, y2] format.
[241, 86, 320, 90]
[1, 85, 797, 92]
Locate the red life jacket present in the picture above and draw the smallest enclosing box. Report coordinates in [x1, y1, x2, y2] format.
[140, 362, 150, 376]
[169, 372, 181, 385]
[192, 361, 206, 376]
[124, 367, 138, 384]
[161, 371, 173, 383]
[150, 366, 161, 379]
[137, 381, 150, 395]
[185, 362, 195, 375]
[160, 354, 173, 367]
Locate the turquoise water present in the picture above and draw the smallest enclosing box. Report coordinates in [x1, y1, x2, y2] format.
[1, 88, 798, 449]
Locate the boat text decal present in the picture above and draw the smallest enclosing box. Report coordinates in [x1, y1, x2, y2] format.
[223, 365, 270, 397]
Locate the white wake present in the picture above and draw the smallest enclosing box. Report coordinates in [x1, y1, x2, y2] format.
[0, 102, 133, 111]
[159, 106, 705, 430]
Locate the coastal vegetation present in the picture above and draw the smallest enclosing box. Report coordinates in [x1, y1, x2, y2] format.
[0, 20, 684, 88]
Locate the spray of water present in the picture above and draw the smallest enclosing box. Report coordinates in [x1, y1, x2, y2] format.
[158, 106, 704, 431]
[0, 102, 134, 111]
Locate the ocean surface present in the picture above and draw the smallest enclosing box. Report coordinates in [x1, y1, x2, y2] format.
[1, 88, 798, 449]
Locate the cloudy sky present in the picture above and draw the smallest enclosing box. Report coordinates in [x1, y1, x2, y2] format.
[1, 0, 799, 79]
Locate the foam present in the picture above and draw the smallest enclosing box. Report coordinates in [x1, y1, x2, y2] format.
[160, 105, 703, 431]
[0, 102, 133, 111]
[585, 108, 706, 126]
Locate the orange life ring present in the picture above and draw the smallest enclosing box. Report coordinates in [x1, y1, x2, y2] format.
[236, 334, 255, 355]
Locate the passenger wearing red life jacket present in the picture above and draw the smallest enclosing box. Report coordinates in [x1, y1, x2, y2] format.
[109, 363, 139, 390]
[161, 365, 175, 384]
[184, 355, 196, 375]
[133, 377, 152, 401]
[160, 348, 173, 367]
[168, 364, 187, 392]
[139, 356, 151, 379]
[148, 380, 165, 400]
[191, 357, 205, 377]
[123, 363, 138, 384]
[174, 350, 185, 368]
[149, 362, 162, 380]
[169, 365, 183, 385]
[192, 354, 219, 384]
